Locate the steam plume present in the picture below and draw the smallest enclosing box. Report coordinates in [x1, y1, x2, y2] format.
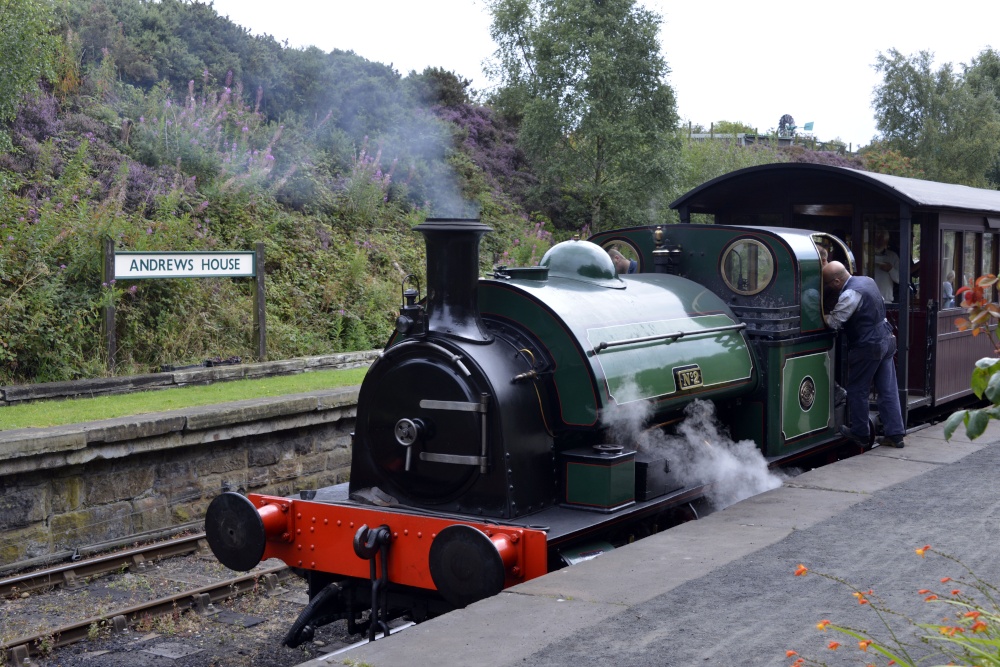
[602, 388, 785, 510]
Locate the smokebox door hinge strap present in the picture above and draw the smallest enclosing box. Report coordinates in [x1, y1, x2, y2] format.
[417, 394, 492, 473]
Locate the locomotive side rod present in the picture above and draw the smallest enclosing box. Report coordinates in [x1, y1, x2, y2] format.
[593, 323, 747, 352]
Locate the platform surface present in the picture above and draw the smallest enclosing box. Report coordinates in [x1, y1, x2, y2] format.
[299, 420, 1000, 667]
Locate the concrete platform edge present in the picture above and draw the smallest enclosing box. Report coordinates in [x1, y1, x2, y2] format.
[306, 422, 994, 667]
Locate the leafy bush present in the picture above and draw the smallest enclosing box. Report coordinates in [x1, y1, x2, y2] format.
[944, 274, 1000, 441]
[0, 76, 434, 383]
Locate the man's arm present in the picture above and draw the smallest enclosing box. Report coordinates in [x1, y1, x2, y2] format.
[825, 289, 861, 330]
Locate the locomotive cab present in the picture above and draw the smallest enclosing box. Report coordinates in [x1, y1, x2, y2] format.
[590, 224, 855, 459]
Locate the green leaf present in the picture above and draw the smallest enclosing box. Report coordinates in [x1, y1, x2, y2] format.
[943, 410, 968, 441]
[966, 408, 991, 440]
[970, 358, 1000, 397]
[987, 369, 1000, 404]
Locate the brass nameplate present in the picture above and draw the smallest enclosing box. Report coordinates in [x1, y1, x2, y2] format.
[674, 365, 703, 390]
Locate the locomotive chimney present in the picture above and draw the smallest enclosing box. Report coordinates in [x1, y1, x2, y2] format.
[413, 218, 493, 343]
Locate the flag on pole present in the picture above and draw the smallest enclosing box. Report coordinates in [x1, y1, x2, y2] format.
[803, 122, 814, 131]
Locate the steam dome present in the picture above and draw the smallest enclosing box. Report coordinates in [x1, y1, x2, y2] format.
[540, 240, 624, 288]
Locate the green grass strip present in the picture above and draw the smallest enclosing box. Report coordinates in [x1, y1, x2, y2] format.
[0, 367, 368, 431]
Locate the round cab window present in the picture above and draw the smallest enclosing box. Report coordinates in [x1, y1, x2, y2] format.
[720, 239, 774, 296]
[601, 240, 641, 274]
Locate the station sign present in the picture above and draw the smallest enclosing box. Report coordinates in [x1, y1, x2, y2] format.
[114, 251, 256, 279]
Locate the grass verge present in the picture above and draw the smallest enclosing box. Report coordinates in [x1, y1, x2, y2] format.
[0, 367, 368, 431]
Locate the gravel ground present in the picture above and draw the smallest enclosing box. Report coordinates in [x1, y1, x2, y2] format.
[1, 554, 357, 667]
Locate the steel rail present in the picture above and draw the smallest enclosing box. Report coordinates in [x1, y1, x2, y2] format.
[3, 564, 290, 666]
[0, 532, 208, 598]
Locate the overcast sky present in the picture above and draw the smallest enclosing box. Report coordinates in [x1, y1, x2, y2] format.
[209, 0, 999, 150]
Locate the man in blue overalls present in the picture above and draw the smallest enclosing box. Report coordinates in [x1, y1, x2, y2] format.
[822, 260, 906, 449]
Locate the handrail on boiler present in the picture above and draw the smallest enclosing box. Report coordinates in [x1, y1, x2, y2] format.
[593, 323, 747, 353]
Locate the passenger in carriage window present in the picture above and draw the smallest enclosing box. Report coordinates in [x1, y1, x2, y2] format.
[872, 227, 900, 302]
[942, 270, 955, 308]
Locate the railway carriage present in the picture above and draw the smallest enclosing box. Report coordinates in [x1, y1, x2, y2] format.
[658, 163, 1000, 423]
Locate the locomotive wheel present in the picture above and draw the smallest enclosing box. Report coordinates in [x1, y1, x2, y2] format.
[428, 525, 505, 608]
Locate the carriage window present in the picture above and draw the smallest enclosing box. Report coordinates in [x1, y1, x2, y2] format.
[862, 214, 902, 303]
[720, 239, 774, 296]
[942, 231, 959, 308]
[985, 235, 995, 302]
[964, 233, 979, 291]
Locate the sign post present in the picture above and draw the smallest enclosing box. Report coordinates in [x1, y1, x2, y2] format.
[102, 237, 117, 372]
[104, 247, 264, 372]
[253, 242, 266, 361]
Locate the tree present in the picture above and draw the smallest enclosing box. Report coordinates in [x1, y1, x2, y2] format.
[872, 48, 1000, 187]
[712, 120, 756, 135]
[963, 49, 1000, 186]
[0, 0, 56, 144]
[405, 67, 473, 108]
[486, 0, 679, 232]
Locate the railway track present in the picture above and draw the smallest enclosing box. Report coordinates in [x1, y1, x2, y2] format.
[0, 534, 298, 666]
[0, 532, 210, 598]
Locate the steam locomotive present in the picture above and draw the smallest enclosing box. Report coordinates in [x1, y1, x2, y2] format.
[205, 218, 857, 645]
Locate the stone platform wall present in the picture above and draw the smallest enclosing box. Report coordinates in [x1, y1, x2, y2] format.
[0, 388, 359, 567]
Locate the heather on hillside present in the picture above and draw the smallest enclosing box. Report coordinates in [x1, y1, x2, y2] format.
[0, 4, 534, 383]
[0, 0, 873, 384]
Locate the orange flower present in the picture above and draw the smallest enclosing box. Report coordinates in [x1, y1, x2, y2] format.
[971, 620, 988, 633]
[828, 641, 840, 650]
[941, 577, 952, 583]
[817, 619, 831, 631]
[859, 639, 872, 652]
[794, 564, 808, 576]
[786, 650, 798, 657]
[916, 545, 931, 557]
[853, 591, 868, 604]
[964, 611, 982, 619]
[952, 589, 961, 595]
[919, 589, 931, 594]
[889, 661, 896, 665]
[925, 594, 939, 601]
[939, 626, 964, 636]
